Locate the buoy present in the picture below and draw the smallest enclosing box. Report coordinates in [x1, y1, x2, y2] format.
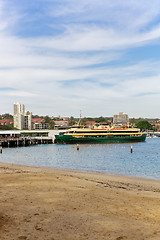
[131, 145, 133, 153]
[77, 144, 79, 150]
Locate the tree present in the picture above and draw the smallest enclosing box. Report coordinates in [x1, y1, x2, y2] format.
[0, 125, 14, 130]
[50, 120, 55, 129]
[135, 120, 153, 131]
[1, 113, 13, 119]
[96, 116, 107, 123]
[44, 115, 51, 123]
[69, 116, 76, 126]
[129, 118, 137, 124]
[32, 115, 40, 118]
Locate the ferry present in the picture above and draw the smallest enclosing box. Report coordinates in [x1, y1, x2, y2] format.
[55, 126, 146, 144]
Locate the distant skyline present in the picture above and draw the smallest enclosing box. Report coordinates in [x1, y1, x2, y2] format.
[1, 1, 160, 118]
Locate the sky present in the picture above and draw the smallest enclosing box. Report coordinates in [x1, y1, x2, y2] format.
[1, 0, 160, 118]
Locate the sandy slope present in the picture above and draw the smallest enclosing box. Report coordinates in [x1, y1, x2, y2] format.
[0, 162, 160, 240]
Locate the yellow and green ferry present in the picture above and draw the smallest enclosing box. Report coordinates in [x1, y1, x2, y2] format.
[55, 126, 146, 144]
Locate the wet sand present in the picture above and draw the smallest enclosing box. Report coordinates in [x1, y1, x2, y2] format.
[0, 162, 160, 240]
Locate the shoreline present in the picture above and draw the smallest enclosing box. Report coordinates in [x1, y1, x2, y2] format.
[0, 160, 160, 182]
[1, 161, 160, 196]
[0, 162, 160, 239]
[1, 138, 159, 182]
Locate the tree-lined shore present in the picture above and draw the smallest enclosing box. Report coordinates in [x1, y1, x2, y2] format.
[0, 112, 159, 131]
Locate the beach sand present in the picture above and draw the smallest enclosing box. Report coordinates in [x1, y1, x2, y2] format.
[0, 162, 160, 240]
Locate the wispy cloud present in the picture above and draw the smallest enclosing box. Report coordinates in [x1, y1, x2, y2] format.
[1, 1, 160, 117]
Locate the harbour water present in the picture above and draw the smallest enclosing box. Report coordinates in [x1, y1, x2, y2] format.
[1, 138, 160, 180]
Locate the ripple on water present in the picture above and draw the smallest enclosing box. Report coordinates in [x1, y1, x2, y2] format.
[1, 138, 160, 180]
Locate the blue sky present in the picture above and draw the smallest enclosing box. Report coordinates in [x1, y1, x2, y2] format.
[1, 0, 160, 118]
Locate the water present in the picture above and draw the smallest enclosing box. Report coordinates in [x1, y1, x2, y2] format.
[1, 138, 160, 180]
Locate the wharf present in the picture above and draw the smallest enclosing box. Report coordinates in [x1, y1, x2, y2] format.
[0, 137, 53, 148]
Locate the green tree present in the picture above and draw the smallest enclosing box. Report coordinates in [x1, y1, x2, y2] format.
[1, 113, 13, 119]
[96, 116, 107, 123]
[130, 118, 137, 124]
[135, 120, 153, 131]
[0, 125, 14, 130]
[69, 116, 76, 126]
[44, 115, 51, 123]
[50, 120, 55, 129]
[32, 114, 41, 118]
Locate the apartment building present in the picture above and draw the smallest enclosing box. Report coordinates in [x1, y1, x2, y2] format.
[113, 112, 129, 125]
[32, 118, 49, 129]
[13, 103, 32, 130]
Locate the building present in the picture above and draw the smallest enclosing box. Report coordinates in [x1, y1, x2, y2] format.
[14, 103, 25, 115]
[54, 120, 69, 129]
[13, 103, 32, 130]
[113, 112, 129, 125]
[99, 122, 110, 128]
[24, 111, 32, 130]
[13, 103, 25, 130]
[85, 121, 96, 128]
[0, 119, 13, 126]
[32, 118, 49, 130]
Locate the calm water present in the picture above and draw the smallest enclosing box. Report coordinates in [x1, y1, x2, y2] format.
[1, 138, 160, 180]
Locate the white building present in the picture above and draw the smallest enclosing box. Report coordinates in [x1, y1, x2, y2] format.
[14, 103, 25, 115]
[113, 112, 129, 125]
[13, 103, 32, 130]
[24, 111, 32, 130]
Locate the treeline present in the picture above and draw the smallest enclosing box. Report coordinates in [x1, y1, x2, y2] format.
[135, 121, 154, 131]
[0, 125, 14, 130]
[0, 113, 159, 131]
[0, 113, 13, 120]
[80, 116, 113, 124]
[129, 118, 159, 124]
[0, 113, 158, 123]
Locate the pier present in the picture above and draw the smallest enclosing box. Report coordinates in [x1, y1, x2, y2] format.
[0, 130, 60, 148]
[145, 131, 160, 138]
[0, 136, 53, 148]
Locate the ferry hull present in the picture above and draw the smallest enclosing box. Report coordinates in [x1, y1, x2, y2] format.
[55, 134, 147, 144]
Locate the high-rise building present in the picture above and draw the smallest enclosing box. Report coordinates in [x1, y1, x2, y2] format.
[113, 112, 129, 125]
[24, 111, 32, 130]
[13, 103, 32, 130]
[14, 103, 25, 115]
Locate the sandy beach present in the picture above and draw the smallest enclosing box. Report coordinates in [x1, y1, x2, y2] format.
[0, 162, 160, 240]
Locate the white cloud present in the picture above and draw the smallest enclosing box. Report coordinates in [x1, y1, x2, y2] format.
[1, 0, 160, 116]
[4, 90, 37, 97]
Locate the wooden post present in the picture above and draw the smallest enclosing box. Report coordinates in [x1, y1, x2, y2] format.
[24, 138, 25, 146]
[0, 146, 2, 153]
[77, 144, 79, 150]
[131, 145, 133, 153]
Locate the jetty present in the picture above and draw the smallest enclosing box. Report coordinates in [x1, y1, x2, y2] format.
[0, 136, 53, 148]
[145, 131, 160, 138]
[0, 130, 61, 148]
